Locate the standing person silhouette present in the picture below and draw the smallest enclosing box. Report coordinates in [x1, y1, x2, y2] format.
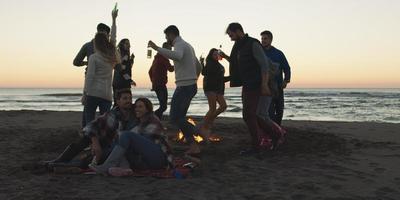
[73, 23, 111, 128]
[148, 42, 174, 120]
[148, 25, 203, 158]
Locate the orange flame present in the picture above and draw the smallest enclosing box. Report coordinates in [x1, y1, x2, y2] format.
[176, 118, 221, 143]
[208, 135, 221, 142]
[177, 132, 185, 142]
[176, 118, 203, 143]
[194, 134, 204, 143]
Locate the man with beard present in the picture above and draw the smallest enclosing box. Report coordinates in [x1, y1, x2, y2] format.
[43, 89, 138, 169]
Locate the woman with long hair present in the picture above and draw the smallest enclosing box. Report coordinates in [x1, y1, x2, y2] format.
[83, 10, 120, 124]
[91, 98, 173, 176]
[199, 48, 229, 138]
[113, 38, 136, 105]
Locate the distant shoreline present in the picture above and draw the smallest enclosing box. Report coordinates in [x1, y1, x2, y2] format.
[1, 88, 399, 123]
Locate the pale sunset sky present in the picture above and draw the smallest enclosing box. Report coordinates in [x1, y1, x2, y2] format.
[0, 0, 399, 88]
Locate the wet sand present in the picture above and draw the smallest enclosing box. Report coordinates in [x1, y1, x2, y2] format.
[0, 111, 399, 199]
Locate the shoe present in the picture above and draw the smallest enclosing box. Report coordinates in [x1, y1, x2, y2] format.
[42, 144, 83, 168]
[271, 123, 287, 150]
[92, 145, 126, 175]
[108, 167, 134, 177]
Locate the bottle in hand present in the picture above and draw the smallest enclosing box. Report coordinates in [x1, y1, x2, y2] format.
[218, 45, 223, 60]
[147, 48, 152, 59]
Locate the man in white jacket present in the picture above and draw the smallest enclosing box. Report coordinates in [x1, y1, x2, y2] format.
[148, 25, 202, 157]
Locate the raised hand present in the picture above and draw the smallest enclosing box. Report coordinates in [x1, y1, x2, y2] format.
[148, 40, 159, 50]
[112, 9, 118, 20]
[199, 56, 205, 66]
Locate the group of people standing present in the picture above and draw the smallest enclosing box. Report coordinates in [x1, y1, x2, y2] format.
[73, 10, 136, 128]
[45, 8, 291, 176]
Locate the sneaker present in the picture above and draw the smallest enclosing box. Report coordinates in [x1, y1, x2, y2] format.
[108, 167, 134, 177]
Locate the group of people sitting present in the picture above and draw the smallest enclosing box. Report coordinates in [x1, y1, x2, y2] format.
[43, 8, 291, 176]
[45, 89, 172, 176]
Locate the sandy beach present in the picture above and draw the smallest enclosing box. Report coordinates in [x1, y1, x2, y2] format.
[1, 110, 399, 199]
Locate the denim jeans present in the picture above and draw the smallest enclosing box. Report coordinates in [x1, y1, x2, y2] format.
[256, 95, 276, 142]
[269, 88, 284, 125]
[257, 95, 272, 122]
[154, 85, 168, 120]
[84, 95, 112, 125]
[169, 84, 197, 143]
[118, 131, 167, 170]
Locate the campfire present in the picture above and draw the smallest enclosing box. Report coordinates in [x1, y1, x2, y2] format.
[176, 118, 222, 143]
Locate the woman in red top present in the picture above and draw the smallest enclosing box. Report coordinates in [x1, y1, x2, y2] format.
[148, 42, 174, 120]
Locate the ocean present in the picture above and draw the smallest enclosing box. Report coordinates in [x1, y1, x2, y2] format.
[0, 88, 399, 123]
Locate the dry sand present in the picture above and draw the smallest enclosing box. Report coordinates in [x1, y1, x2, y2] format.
[0, 111, 399, 200]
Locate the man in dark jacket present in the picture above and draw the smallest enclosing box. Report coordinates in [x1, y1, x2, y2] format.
[223, 23, 273, 155]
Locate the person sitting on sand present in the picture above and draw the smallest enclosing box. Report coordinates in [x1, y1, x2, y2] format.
[91, 98, 173, 176]
[44, 89, 138, 168]
[199, 48, 229, 136]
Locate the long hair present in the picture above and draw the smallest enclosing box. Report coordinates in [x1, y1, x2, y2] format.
[135, 97, 154, 113]
[135, 97, 155, 127]
[94, 33, 118, 65]
[206, 48, 219, 65]
[117, 38, 130, 57]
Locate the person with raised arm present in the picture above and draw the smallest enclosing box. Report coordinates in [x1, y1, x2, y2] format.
[148, 25, 203, 159]
[148, 42, 174, 120]
[82, 9, 120, 124]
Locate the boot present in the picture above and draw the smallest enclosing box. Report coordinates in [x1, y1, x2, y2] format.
[91, 145, 126, 175]
[42, 142, 86, 168]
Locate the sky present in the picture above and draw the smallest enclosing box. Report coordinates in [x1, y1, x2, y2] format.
[0, 0, 399, 88]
